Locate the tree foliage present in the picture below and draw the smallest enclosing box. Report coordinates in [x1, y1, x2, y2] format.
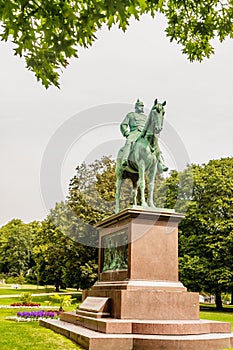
[1, 0, 232, 87]
[68, 155, 158, 217]
[0, 219, 39, 277]
[68, 156, 123, 223]
[33, 204, 98, 291]
[157, 158, 233, 309]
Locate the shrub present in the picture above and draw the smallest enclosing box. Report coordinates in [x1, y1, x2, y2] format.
[20, 292, 32, 304]
[5, 276, 18, 284]
[50, 294, 73, 311]
[5, 275, 25, 284]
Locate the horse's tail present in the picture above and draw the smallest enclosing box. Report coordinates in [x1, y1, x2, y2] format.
[116, 147, 124, 174]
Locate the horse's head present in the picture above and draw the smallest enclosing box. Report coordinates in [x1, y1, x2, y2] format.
[149, 99, 166, 134]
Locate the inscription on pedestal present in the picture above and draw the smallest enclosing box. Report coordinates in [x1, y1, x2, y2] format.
[77, 296, 111, 318]
[101, 229, 128, 272]
[79, 297, 110, 313]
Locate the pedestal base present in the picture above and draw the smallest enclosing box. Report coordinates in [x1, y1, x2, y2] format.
[84, 284, 199, 320]
[40, 315, 233, 350]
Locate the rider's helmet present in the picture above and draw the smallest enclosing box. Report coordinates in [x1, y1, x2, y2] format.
[135, 99, 144, 108]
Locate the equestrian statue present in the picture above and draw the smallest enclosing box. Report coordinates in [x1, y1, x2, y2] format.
[115, 99, 167, 213]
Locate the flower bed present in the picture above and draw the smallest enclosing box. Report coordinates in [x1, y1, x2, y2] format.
[18, 310, 60, 318]
[11, 302, 41, 307]
[0, 305, 59, 309]
[6, 310, 61, 322]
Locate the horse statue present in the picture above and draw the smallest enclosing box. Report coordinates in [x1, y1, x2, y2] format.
[115, 99, 166, 213]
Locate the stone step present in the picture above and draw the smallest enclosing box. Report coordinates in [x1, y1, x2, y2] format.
[60, 312, 232, 335]
[40, 319, 132, 350]
[40, 319, 233, 350]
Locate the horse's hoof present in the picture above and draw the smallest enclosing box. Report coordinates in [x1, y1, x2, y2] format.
[141, 202, 148, 208]
[149, 203, 156, 208]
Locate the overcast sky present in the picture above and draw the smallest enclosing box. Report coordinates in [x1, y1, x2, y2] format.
[0, 14, 232, 227]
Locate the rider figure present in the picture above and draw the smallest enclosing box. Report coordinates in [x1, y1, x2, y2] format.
[120, 99, 147, 166]
[120, 99, 168, 172]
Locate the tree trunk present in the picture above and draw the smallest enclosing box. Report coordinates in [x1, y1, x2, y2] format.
[230, 288, 233, 305]
[55, 282, 60, 292]
[215, 292, 223, 310]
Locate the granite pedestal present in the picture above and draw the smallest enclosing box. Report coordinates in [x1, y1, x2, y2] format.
[41, 207, 233, 349]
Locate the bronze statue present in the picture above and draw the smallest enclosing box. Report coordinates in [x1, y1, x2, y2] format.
[120, 99, 167, 171]
[116, 99, 167, 212]
[120, 99, 148, 166]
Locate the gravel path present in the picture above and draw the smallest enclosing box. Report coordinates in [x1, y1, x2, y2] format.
[0, 292, 81, 298]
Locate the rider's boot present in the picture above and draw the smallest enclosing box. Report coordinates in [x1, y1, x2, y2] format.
[157, 154, 168, 172]
[121, 142, 131, 167]
[161, 163, 168, 172]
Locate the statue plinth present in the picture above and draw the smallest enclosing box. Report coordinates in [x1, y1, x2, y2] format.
[97, 207, 183, 285]
[42, 207, 233, 349]
[82, 207, 199, 320]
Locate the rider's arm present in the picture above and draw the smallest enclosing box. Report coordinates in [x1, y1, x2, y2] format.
[120, 113, 130, 137]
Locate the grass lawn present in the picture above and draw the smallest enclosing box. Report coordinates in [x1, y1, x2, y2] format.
[0, 285, 84, 349]
[0, 293, 82, 308]
[200, 305, 233, 331]
[200, 306, 233, 350]
[0, 284, 82, 307]
[0, 309, 84, 350]
[0, 284, 78, 295]
[200, 311, 233, 328]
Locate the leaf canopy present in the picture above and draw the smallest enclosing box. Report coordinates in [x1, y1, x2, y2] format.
[1, 0, 233, 87]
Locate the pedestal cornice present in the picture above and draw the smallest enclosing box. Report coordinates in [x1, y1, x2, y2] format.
[95, 206, 185, 228]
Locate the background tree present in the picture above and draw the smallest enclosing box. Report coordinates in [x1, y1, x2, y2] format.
[68, 155, 163, 217]
[68, 156, 119, 223]
[0, 219, 39, 278]
[49, 201, 98, 290]
[33, 202, 98, 291]
[157, 158, 233, 309]
[33, 218, 69, 291]
[1, 1, 233, 87]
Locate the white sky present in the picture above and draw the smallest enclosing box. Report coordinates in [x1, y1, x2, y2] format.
[0, 14, 232, 226]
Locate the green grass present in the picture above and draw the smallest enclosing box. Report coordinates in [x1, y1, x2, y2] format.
[0, 284, 76, 295]
[0, 294, 82, 308]
[1, 307, 231, 350]
[200, 309, 233, 330]
[0, 309, 84, 350]
[0, 284, 82, 307]
[200, 303, 233, 310]
[200, 306, 233, 349]
[0, 285, 83, 349]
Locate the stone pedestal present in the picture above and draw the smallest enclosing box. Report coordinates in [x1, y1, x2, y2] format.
[41, 208, 233, 350]
[85, 207, 199, 320]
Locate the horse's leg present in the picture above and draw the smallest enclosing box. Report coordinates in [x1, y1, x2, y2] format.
[139, 161, 147, 207]
[132, 178, 139, 206]
[148, 163, 157, 207]
[115, 173, 123, 213]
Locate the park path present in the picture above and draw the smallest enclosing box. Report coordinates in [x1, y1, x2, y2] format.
[0, 292, 81, 298]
